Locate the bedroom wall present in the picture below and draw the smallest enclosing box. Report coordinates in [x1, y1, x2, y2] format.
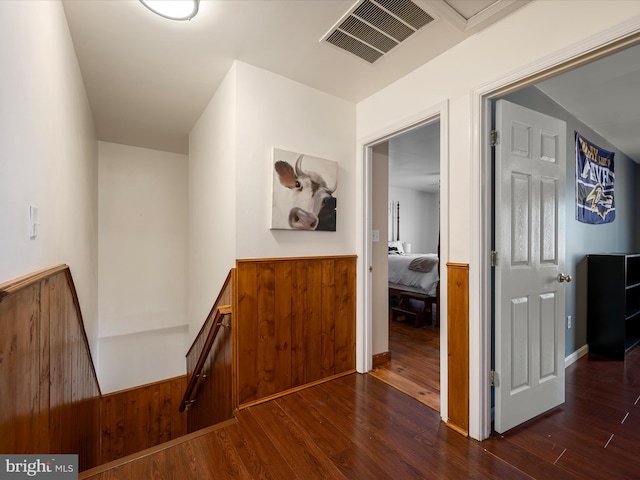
[388, 186, 439, 254]
[0, 1, 99, 349]
[98, 141, 189, 392]
[188, 61, 356, 343]
[502, 86, 640, 357]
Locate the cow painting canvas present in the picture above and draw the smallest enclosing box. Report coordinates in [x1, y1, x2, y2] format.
[271, 148, 337, 231]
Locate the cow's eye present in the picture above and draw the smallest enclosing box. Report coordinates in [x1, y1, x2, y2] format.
[295, 181, 301, 189]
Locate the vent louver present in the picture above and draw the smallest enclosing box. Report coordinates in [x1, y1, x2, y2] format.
[324, 0, 434, 64]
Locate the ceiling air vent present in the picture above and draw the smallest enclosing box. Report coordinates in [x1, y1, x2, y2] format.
[324, 0, 435, 64]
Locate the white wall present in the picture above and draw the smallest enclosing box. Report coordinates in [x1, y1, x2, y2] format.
[234, 62, 356, 259]
[388, 186, 439, 254]
[356, 0, 640, 440]
[188, 61, 356, 341]
[98, 141, 188, 392]
[0, 1, 98, 348]
[188, 64, 238, 341]
[358, 0, 640, 262]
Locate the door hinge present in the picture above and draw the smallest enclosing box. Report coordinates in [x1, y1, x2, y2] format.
[490, 130, 499, 146]
[490, 370, 499, 387]
[490, 251, 498, 267]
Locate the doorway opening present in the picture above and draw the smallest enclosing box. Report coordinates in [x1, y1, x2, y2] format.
[367, 119, 442, 412]
[476, 35, 640, 439]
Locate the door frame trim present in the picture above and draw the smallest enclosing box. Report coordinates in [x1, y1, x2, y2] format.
[356, 100, 449, 421]
[470, 18, 640, 440]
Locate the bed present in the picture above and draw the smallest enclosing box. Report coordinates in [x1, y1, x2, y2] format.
[388, 247, 440, 326]
[388, 251, 439, 296]
[387, 202, 440, 326]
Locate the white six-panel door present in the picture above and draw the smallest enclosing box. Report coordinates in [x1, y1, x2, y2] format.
[494, 99, 568, 433]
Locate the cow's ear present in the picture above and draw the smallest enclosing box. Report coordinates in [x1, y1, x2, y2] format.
[275, 161, 296, 188]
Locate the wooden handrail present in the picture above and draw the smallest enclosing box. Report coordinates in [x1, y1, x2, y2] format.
[179, 305, 231, 413]
[186, 270, 233, 358]
[0, 264, 68, 302]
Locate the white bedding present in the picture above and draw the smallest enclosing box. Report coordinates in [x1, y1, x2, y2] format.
[388, 253, 439, 296]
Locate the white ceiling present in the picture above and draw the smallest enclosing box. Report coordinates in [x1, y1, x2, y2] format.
[388, 42, 640, 193]
[389, 121, 440, 193]
[61, 0, 528, 154]
[60, 0, 640, 192]
[536, 44, 640, 164]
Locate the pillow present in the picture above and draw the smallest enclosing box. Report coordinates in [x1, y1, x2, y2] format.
[408, 255, 438, 273]
[388, 241, 404, 254]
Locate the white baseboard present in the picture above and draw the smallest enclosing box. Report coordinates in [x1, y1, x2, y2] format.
[565, 344, 589, 368]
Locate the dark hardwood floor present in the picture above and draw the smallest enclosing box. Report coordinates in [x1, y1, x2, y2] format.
[483, 347, 640, 479]
[370, 309, 440, 411]
[81, 347, 640, 480]
[81, 373, 526, 480]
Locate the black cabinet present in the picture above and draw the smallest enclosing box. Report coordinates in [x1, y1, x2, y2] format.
[587, 254, 640, 360]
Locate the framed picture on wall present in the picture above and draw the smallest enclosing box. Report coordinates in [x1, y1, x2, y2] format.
[271, 148, 337, 231]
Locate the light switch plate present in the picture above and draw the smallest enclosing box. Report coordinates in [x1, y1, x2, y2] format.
[29, 205, 39, 239]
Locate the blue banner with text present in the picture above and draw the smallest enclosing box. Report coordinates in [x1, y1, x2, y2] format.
[575, 132, 615, 224]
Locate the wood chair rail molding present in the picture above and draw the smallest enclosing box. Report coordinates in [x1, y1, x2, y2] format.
[236, 254, 357, 264]
[0, 264, 69, 300]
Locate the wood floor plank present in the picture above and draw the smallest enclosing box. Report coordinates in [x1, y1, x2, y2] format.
[484, 348, 640, 480]
[275, 391, 396, 480]
[481, 435, 580, 480]
[328, 446, 397, 480]
[419, 425, 532, 480]
[226, 410, 297, 480]
[246, 402, 348, 480]
[302, 375, 495, 480]
[193, 430, 252, 479]
[297, 377, 435, 480]
[274, 392, 353, 457]
[326, 373, 440, 436]
[370, 319, 440, 411]
[81, 347, 640, 480]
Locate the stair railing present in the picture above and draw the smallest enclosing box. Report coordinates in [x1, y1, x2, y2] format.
[179, 305, 231, 412]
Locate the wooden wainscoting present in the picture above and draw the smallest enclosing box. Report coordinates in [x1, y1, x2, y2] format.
[100, 376, 187, 463]
[235, 256, 356, 407]
[184, 270, 235, 432]
[0, 265, 101, 471]
[447, 262, 469, 436]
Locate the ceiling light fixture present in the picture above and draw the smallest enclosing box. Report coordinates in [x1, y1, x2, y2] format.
[140, 0, 199, 21]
